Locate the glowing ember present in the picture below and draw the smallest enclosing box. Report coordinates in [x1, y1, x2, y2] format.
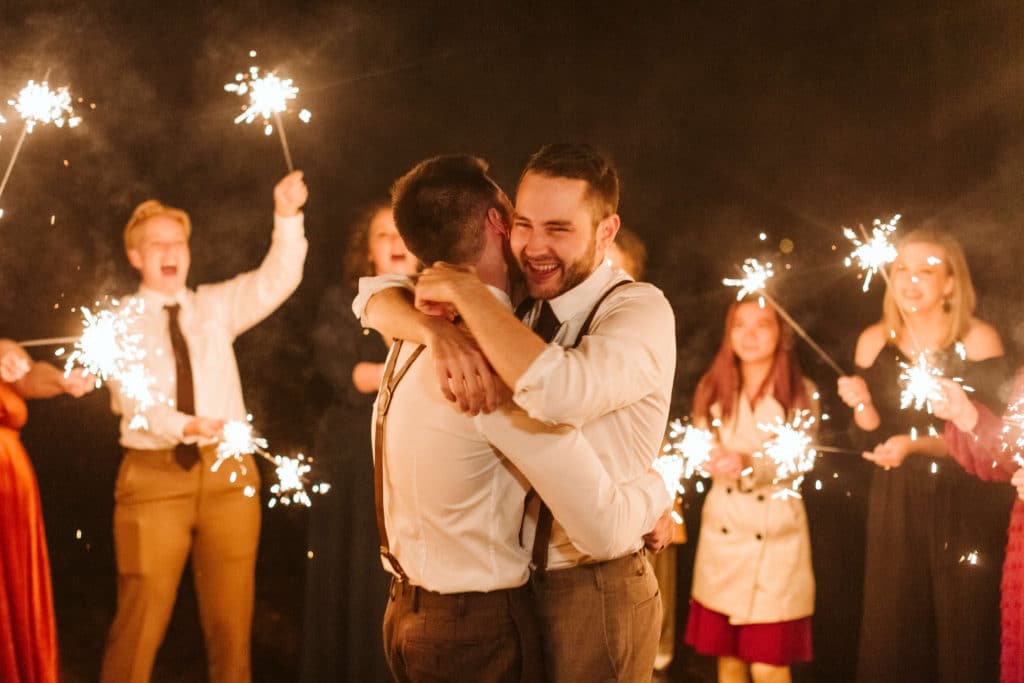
[723, 258, 774, 301]
[652, 453, 685, 497]
[224, 55, 309, 134]
[63, 299, 146, 386]
[843, 214, 900, 292]
[214, 417, 327, 508]
[898, 352, 972, 413]
[760, 411, 818, 484]
[9, 80, 81, 133]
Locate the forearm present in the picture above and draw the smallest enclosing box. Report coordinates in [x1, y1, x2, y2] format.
[852, 404, 881, 431]
[453, 285, 546, 388]
[911, 435, 949, 459]
[363, 288, 437, 345]
[12, 362, 67, 399]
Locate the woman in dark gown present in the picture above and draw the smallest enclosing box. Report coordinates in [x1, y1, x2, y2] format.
[0, 340, 93, 683]
[301, 203, 417, 682]
[837, 229, 1012, 683]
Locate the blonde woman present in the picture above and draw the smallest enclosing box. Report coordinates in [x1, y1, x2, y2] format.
[836, 229, 1010, 683]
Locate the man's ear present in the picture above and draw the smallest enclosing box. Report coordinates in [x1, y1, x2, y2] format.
[597, 214, 621, 251]
[127, 248, 143, 270]
[486, 207, 509, 237]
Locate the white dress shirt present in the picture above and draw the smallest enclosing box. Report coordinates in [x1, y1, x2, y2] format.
[691, 383, 817, 624]
[516, 262, 677, 569]
[111, 213, 307, 449]
[377, 286, 669, 594]
[354, 262, 677, 571]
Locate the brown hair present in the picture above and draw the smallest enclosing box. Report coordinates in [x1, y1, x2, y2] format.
[123, 200, 191, 252]
[519, 143, 619, 223]
[341, 200, 392, 291]
[390, 155, 508, 265]
[692, 300, 809, 427]
[881, 228, 976, 348]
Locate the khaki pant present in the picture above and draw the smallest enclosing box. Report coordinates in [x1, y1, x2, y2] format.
[532, 550, 662, 683]
[383, 580, 543, 682]
[100, 446, 261, 683]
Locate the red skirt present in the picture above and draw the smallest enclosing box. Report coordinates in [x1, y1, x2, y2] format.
[684, 599, 812, 666]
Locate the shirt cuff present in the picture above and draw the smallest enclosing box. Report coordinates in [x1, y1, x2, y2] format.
[272, 211, 305, 237]
[353, 274, 416, 322]
[512, 343, 566, 422]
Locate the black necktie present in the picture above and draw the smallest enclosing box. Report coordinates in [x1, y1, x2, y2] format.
[517, 299, 561, 343]
[165, 304, 200, 470]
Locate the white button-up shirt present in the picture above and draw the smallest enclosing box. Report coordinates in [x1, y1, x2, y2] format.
[515, 262, 677, 569]
[354, 262, 677, 571]
[377, 286, 669, 593]
[111, 213, 307, 449]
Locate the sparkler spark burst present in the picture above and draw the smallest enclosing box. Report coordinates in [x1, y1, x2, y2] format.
[9, 81, 82, 133]
[723, 258, 774, 300]
[843, 214, 900, 292]
[214, 417, 328, 508]
[757, 411, 818, 497]
[63, 300, 146, 386]
[225, 57, 310, 135]
[664, 419, 715, 480]
[652, 453, 685, 497]
[898, 352, 972, 413]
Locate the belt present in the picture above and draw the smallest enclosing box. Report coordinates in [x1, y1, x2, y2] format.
[389, 579, 529, 615]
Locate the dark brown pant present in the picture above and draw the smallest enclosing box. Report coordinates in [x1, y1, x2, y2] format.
[532, 551, 661, 683]
[383, 580, 543, 683]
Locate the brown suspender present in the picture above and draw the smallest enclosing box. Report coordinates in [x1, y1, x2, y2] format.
[530, 279, 635, 575]
[374, 339, 425, 582]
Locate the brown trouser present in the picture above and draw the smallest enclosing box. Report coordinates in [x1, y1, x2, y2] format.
[532, 550, 661, 683]
[383, 579, 543, 683]
[100, 446, 261, 683]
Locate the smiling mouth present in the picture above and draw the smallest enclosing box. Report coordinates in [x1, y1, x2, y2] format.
[161, 265, 178, 276]
[526, 261, 561, 279]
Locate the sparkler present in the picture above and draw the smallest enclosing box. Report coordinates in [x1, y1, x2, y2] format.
[757, 411, 819, 498]
[664, 419, 715, 480]
[723, 258, 847, 375]
[0, 77, 81, 209]
[843, 214, 900, 292]
[225, 51, 311, 172]
[62, 300, 146, 387]
[898, 348, 972, 414]
[214, 417, 329, 508]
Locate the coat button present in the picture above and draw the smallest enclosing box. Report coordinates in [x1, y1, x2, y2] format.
[755, 533, 763, 541]
[726, 487, 733, 494]
[757, 494, 765, 502]
[721, 527, 728, 534]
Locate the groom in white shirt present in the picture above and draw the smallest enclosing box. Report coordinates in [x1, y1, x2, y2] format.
[100, 172, 309, 683]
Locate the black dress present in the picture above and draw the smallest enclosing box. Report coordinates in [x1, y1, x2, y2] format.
[301, 285, 392, 682]
[854, 344, 1013, 683]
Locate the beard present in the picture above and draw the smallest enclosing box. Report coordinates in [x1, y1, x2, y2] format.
[518, 231, 598, 300]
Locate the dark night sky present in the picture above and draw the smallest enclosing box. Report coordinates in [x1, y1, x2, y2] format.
[2, 1, 1024, 679]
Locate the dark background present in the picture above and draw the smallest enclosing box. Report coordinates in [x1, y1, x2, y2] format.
[2, 1, 1023, 681]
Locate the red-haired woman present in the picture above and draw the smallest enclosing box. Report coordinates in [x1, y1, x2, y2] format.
[684, 299, 817, 683]
[836, 229, 1009, 683]
[1, 340, 93, 683]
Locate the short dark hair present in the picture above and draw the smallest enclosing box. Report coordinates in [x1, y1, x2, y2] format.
[390, 155, 504, 265]
[520, 143, 619, 222]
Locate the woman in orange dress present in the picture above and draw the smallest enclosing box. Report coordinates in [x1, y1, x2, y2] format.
[0, 340, 92, 683]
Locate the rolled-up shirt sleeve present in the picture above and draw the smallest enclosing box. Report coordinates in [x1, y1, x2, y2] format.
[353, 274, 415, 323]
[514, 284, 676, 428]
[478, 406, 670, 559]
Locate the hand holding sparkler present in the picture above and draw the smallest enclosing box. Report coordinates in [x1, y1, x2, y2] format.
[930, 377, 978, 433]
[705, 447, 745, 479]
[863, 434, 915, 469]
[274, 170, 308, 217]
[0, 341, 32, 383]
[185, 416, 227, 439]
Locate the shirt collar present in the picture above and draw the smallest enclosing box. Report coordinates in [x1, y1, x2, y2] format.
[546, 260, 627, 323]
[136, 284, 188, 312]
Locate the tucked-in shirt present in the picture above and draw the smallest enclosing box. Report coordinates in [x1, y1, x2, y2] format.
[354, 262, 677, 570]
[691, 383, 818, 625]
[111, 213, 307, 448]
[376, 286, 669, 593]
